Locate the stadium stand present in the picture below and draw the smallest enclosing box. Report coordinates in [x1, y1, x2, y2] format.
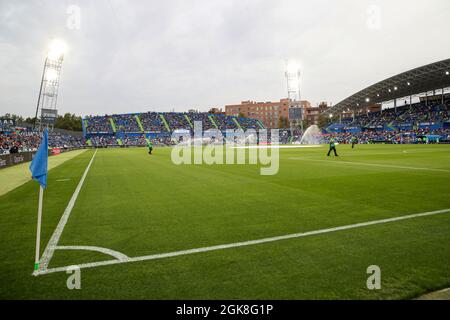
[322, 100, 450, 144]
[164, 113, 191, 131]
[79, 102, 450, 147]
[138, 112, 167, 132]
[84, 112, 262, 134]
[89, 135, 119, 147]
[0, 131, 86, 155]
[2, 99, 448, 155]
[187, 112, 215, 130]
[239, 117, 262, 130]
[85, 115, 113, 134]
[112, 114, 141, 133]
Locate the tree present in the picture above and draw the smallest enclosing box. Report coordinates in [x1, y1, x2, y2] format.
[301, 118, 312, 129]
[1, 113, 24, 123]
[2, 113, 83, 131]
[277, 116, 289, 129]
[54, 113, 82, 131]
[317, 114, 329, 129]
[25, 117, 37, 125]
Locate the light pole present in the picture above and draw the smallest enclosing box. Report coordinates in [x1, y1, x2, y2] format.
[34, 39, 67, 131]
[285, 60, 303, 134]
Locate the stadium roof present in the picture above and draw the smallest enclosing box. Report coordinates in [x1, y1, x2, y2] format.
[324, 58, 450, 115]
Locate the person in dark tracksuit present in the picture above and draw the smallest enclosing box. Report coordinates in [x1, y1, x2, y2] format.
[147, 140, 153, 155]
[327, 138, 338, 157]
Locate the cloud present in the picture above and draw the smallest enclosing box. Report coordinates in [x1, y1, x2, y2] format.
[1, 0, 449, 117]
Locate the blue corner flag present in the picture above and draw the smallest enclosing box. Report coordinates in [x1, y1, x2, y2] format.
[29, 129, 49, 189]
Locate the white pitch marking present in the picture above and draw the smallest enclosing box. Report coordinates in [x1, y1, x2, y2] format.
[233, 145, 322, 149]
[289, 157, 450, 173]
[54, 245, 129, 261]
[56, 179, 71, 182]
[332, 149, 449, 157]
[34, 208, 450, 276]
[34, 149, 98, 275]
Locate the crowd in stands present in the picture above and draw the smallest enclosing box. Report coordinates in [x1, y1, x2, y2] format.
[122, 135, 146, 146]
[278, 129, 300, 144]
[0, 131, 85, 155]
[187, 113, 215, 130]
[345, 102, 449, 128]
[89, 135, 119, 147]
[139, 112, 167, 132]
[84, 112, 262, 134]
[2, 126, 447, 155]
[49, 132, 86, 148]
[321, 101, 450, 144]
[85, 115, 112, 133]
[239, 117, 261, 130]
[0, 132, 40, 154]
[213, 114, 238, 130]
[323, 128, 449, 145]
[164, 113, 190, 131]
[112, 114, 140, 132]
[2, 102, 449, 155]
[150, 136, 173, 146]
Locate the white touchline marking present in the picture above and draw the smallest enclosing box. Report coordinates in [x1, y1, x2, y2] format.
[34, 208, 450, 276]
[233, 145, 322, 149]
[54, 246, 129, 261]
[289, 157, 450, 173]
[34, 149, 98, 276]
[331, 149, 449, 157]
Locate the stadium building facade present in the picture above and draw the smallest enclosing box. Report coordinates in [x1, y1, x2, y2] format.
[225, 99, 316, 128]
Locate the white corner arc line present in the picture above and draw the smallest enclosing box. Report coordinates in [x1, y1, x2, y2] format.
[37, 149, 98, 274]
[54, 245, 129, 261]
[34, 208, 450, 276]
[289, 157, 450, 173]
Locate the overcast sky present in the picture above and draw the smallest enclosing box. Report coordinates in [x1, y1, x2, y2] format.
[1, 0, 449, 117]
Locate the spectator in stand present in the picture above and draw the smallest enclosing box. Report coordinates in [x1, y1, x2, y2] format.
[139, 112, 167, 132]
[0, 131, 85, 154]
[164, 113, 191, 131]
[85, 115, 113, 133]
[112, 114, 141, 132]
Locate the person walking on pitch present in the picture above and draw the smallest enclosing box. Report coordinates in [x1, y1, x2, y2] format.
[327, 138, 338, 157]
[147, 140, 153, 155]
[351, 136, 357, 149]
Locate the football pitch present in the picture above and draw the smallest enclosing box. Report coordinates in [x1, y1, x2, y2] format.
[0, 144, 449, 299]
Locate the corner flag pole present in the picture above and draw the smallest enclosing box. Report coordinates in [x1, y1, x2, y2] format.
[34, 185, 44, 271]
[29, 128, 49, 273]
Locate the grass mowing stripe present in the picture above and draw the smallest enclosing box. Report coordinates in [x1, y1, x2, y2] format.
[0, 149, 88, 196]
[35, 149, 98, 275]
[36, 208, 450, 276]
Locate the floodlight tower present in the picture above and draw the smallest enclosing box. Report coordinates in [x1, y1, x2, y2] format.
[285, 60, 303, 134]
[34, 39, 67, 131]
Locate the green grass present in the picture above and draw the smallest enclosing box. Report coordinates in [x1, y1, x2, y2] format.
[0, 144, 449, 299]
[0, 149, 87, 196]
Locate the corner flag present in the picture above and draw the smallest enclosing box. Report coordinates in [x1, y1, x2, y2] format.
[30, 129, 49, 273]
[30, 129, 49, 188]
